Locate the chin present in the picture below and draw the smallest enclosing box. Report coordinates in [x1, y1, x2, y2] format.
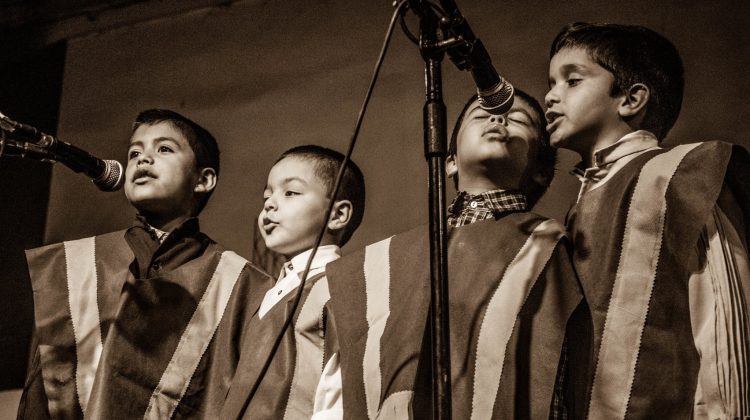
[126, 186, 159, 202]
[128, 197, 152, 212]
[264, 239, 290, 255]
[549, 133, 570, 149]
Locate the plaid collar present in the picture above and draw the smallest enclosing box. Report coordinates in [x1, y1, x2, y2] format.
[448, 189, 527, 228]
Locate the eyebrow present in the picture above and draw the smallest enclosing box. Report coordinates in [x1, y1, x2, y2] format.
[549, 62, 591, 84]
[467, 102, 536, 125]
[560, 63, 590, 75]
[128, 137, 181, 148]
[466, 103, 488, 118]
[281, 176, 308, 185]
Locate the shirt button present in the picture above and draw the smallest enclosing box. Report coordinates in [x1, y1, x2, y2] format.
[277, 289, 283, 295]
[470, 201, 478, 208]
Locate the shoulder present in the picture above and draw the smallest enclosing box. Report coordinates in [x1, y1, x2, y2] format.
[454, 212, 565, 241]
[197, 236, 274, 283]
[646, 141, 738, 192]
[660, 140, 734, 168]
[671, 140, 733, 157]
[27, 229, 128, 258]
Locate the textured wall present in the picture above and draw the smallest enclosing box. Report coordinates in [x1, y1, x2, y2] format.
[44, 0, 750, 257]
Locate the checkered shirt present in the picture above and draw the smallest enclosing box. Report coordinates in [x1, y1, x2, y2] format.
[447, 189, 528, 228]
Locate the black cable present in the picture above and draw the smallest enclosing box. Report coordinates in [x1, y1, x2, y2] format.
[399, 0, 448, 46]
[399, 8, 420, 45]
[237, 1, 409, 416]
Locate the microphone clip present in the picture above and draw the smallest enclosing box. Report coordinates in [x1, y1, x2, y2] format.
[0, 132, 55, 162]
[0, 112, 17, 133]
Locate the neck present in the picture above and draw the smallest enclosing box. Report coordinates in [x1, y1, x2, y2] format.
[577, 125, 633, 168]
[458, 172, 517, 195]
[282, 235, 338, 260]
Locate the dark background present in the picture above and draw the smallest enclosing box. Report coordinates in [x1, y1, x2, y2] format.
[1, 0, 748, 412]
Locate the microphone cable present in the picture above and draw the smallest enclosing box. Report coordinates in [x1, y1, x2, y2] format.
[238, 1, 410, 415]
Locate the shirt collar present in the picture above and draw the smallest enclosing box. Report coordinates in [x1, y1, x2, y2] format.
[448, 189, 527, 215]
[283, 245, 341, 278]
[132, 214, 200, 244]
[573, 130, 659, 176]
[571, 130, 661, 202]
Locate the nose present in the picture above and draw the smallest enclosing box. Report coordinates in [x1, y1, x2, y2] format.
[545, 86, 559, 108]
[489, 114, 506, 125]
[136, 152, 153, 166]
[263, 196, 276, 212]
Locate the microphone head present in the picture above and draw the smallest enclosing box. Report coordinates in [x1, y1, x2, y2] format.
[93, 159, 125, 192]
[478, 79, 514, 115]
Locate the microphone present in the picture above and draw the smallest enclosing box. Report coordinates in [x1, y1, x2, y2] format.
[0, 112, 124, 191]
[439, 0, 514, 114]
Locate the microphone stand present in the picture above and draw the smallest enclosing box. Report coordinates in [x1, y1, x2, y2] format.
[406, 1, 458, 418]
[405, 1, 502, 416]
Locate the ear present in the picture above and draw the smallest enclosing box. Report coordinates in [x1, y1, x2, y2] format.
[327, 199, 353, 232]
[193, 167, 217, 194]
[618, 83, 650, 118]
[446, 154, 458, 178]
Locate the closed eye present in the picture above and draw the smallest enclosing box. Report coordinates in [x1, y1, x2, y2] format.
[467, 106, 491, 121]
[507, 113, 531, 126]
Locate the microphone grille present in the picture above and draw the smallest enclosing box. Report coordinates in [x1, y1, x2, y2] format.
[478, 80, 514, 115]
[94, 160, 125, 192]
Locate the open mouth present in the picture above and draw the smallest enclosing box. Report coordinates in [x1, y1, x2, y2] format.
[262, 218, 278, 234]
[132, 169, 156, 184]
[133, 176, 152, 185]
[545, 111, 562, 132]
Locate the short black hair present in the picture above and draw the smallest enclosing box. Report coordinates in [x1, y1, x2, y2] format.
[132, 109, 220, 214]
[550, 22, 684, 140]
[276, 145, 366, 246]
[448, 89, 556, 208]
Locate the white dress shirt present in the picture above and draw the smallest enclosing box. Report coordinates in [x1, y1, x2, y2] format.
[258, 245, 340, 319]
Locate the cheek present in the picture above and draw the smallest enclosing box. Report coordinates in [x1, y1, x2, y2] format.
[123, 183, 134, 201]
[179, 164, 200, 187]
[124, 163, 137, 179]
[457, 126, 479, 149]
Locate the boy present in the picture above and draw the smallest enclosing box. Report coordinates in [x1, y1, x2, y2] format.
[220, 145, 365, 419]
[18, 109, 274, 419]
[546, 23, 750, 418]
[324, 90, 587, 418]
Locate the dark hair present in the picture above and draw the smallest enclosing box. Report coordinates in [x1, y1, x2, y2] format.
[550, 22, 684, 140]
[448, 89, 556, 208]
[276, 145, 366, 246]
[132, 109, 220, 214]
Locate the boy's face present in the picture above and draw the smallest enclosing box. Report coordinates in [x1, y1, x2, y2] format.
[124, 121, 199, 219]
[545, 47, 624, 152]
[259, 156, 330, 258]
[452, 97, 541, 185]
